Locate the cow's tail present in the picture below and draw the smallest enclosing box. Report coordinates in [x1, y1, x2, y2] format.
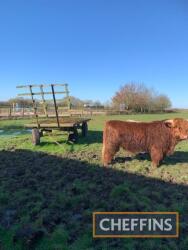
[102, 122, 109, 165]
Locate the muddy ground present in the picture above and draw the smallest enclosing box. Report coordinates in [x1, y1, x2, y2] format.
[0, 149, 188, 249]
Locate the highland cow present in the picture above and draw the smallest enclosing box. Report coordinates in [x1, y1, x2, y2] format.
[102, 118, 188, 167]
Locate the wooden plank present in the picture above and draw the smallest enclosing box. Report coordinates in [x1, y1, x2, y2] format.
[17, 83, 68, 88]
[25, 119, 90, 129]
[18, 91, 68, 96]
[26, 123, 74, 128]
[37, 118, 90, 123]
[16, 85, 32, 88]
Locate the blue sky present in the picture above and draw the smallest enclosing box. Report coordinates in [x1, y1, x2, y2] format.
[0, 0, 188, 107]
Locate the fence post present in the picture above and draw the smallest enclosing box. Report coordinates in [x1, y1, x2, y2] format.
[9, 107, 12, 117]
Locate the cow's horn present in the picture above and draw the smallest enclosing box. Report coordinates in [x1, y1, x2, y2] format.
[164, 119, 174, 127]
[127, 119, 140, 122]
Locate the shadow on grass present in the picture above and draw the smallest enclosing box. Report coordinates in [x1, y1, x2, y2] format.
[115, 151, 188, 166]
[81, 130, 103, 144]
[36, 130, 103, 146]
[164, 151, 188, 165]
[0, 149, 187, 249]
[0, 124, 27, 130]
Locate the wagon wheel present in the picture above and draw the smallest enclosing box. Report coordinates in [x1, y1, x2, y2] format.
[68, 127, 78, 143]
[32, 128, 40, 145]
[39, 130, 44, 137]
[82, 122, 88, 137]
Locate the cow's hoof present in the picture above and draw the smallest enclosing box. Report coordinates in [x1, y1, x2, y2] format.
[151, 163, 159, 168]
[103, 163, 112, 167]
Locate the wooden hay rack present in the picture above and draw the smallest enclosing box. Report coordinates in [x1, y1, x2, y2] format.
[17, 83, 90, 145]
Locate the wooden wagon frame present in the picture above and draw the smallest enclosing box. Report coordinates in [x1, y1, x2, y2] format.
[16, 83, 90, 145]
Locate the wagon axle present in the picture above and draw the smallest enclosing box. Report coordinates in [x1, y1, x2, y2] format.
[31, 120, 88, 145]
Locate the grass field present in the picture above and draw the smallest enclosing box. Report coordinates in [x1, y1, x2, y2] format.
[0, 112, 188, 249]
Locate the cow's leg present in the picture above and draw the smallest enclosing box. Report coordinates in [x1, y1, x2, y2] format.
[102, 142, 119, 166]
[150, 146, 163, 167]
[166, 145, 175, 156]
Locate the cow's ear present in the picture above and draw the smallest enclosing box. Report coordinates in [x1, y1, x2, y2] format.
[164, 120, 174, 128]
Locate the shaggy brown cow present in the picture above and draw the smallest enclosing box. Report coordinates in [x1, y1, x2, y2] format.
[102, 118, 188, 167]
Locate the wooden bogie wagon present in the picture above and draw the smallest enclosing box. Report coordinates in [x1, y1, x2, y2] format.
[17, 83, 90, 145]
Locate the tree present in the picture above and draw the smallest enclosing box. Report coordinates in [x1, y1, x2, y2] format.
[112, 83, 137, 110]
[93, 100, 103, 107]
[112, 82, 171, 113]
[8, 97, 33, 108]
[58, 96, 84, 108]
[0, 101, 9, 107]
[153, 94, 172, 111]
